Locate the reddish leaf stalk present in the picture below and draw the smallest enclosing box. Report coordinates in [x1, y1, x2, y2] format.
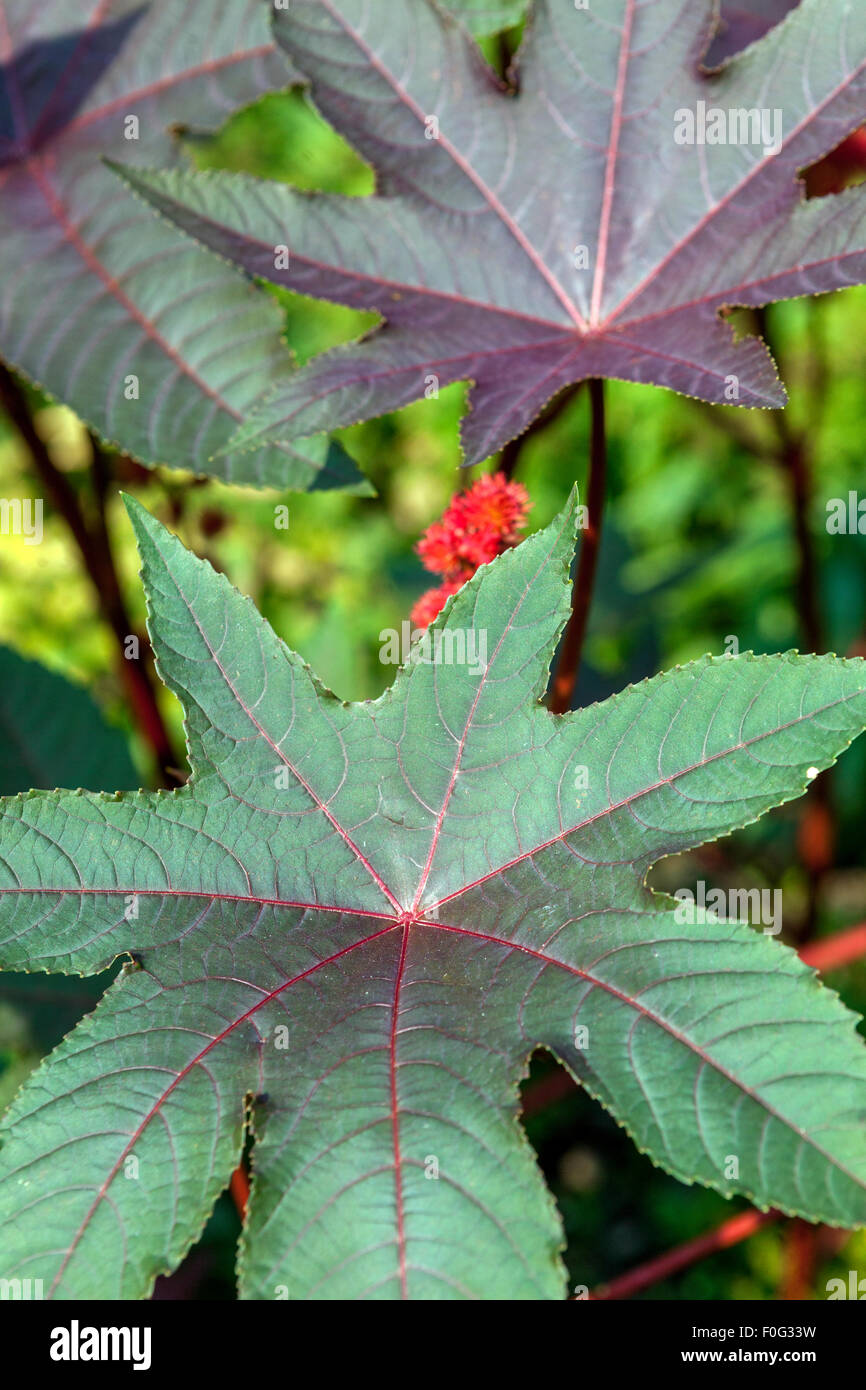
[799, 922, 866, 972]
[759, 305, 830, 937]
[703, 307, 830, 937]
[550, 378, 606, 713]
[587, 1209, 780, 1300]
[782, 433, 822, 656]
[0, 362, 177, 782]
[521, 1062, 577, 1118]
[499, 381, 583, 481]
[229, 1165, 250, 1222]
[780, 1219, 817, 1300]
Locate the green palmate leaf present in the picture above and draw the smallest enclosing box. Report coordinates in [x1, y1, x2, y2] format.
[2, 497, 866, 1300]
[0, 0, 368, 492]
[0, 645, 138, 797]
[113, 0, 866, 467]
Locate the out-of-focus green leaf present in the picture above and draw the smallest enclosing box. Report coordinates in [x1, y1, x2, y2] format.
[0, 645, 138, 795]
[2, 500, 866, 1299]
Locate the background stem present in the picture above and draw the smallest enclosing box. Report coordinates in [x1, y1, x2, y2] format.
[0, 362, 177, 782]
[755, 306, 832, 937]
[588, 1209, 780, 1300]
[499, 381, 583, 481]
[549, 378, 606, 714]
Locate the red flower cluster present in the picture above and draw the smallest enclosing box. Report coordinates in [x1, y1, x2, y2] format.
[411, 472, 532, 628]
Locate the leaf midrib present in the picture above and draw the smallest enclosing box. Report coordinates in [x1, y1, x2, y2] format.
[5, 669, 856, 925]
[409, 502, 572, 911]
[589, 0, 636, 326]
[41, 921, 398, 1297]
[32, 904, 865, 1296]
[313, 0, 587, 331]
[27, 160, 252, 414]
[423, 671, 861, 913]
[277, 0, 866, 340]
[117, 180, 577, 333]
[429, 917, 866, 1201]
[48, 45, 276, 148]
[603, 44, 866, 328]
[160, 553, 403, 913]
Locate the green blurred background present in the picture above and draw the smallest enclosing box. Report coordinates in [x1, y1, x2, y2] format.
[1, 81, 865, 1301]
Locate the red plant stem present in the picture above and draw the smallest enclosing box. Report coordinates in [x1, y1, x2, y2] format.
[550, 378, 606, 714]
[751, 306, 822, 657]
[756, 305, 829, 937]
[0, 362, 176, 781]
[521, 1063, 577, 1117]
[780, 445, 830, 937]
[799, 922, 866, 971]
[587, 1209, 780, 1300]
[229, 1165, 250, 1221]
[781, 1219, 816, 1300]
[782, 432, 822, 655]
[498, 381, 584, 481]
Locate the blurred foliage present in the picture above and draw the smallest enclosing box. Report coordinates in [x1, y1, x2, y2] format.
[1, 78, 865, 1302]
